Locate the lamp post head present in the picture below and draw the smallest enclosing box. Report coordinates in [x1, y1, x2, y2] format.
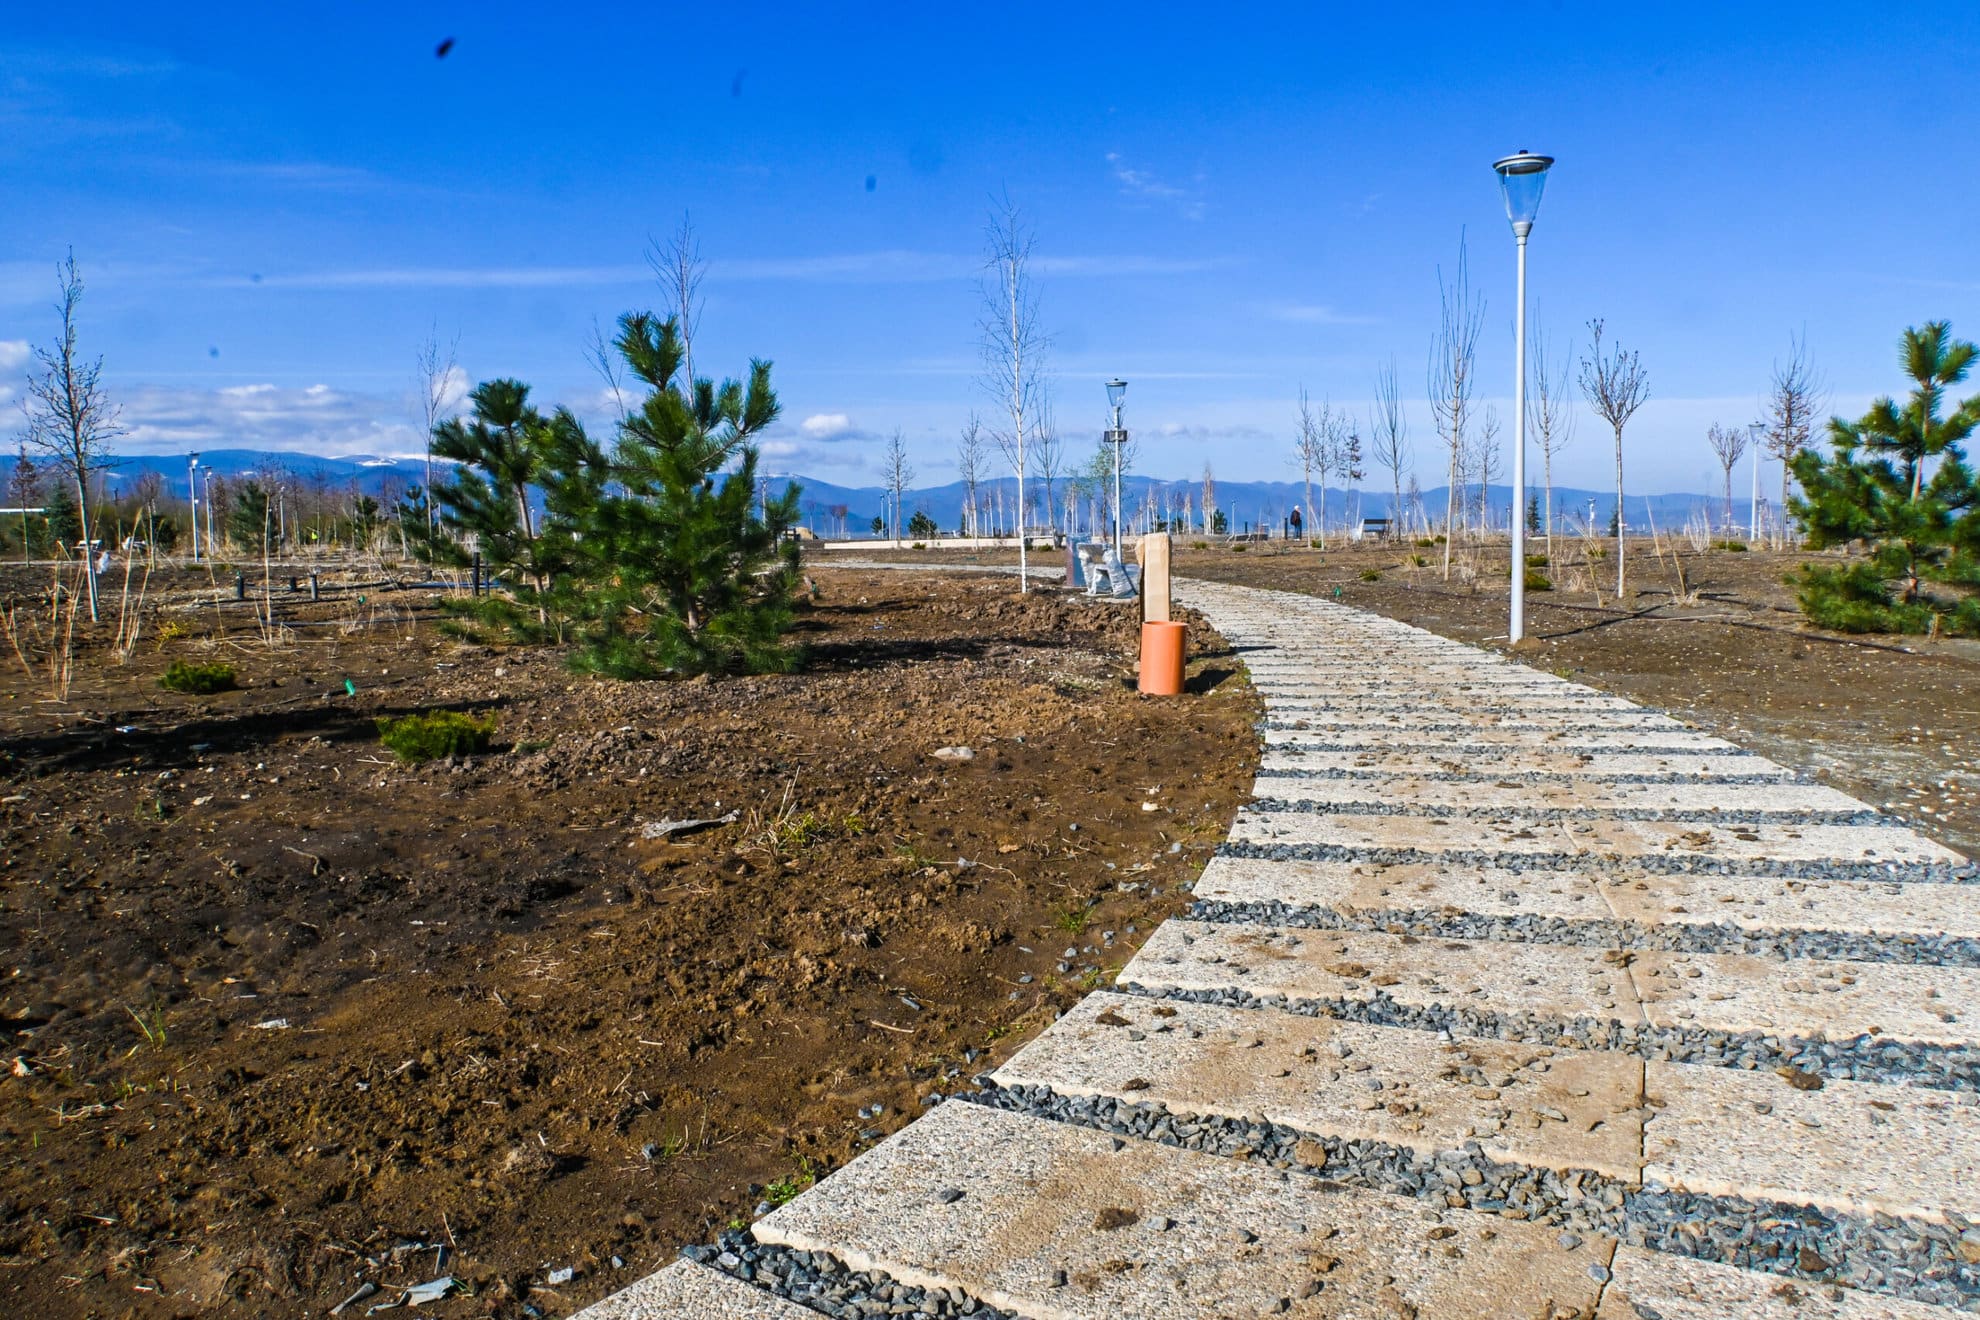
[1106, 378, 1127, 410]
[190, 452, 200, 466]
[1749, 422, 1768, 443]
[1493, 150, 1554, 239]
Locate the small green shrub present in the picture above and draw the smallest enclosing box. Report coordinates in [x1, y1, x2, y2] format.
[1231, 543, 1249, 552]
[1190, 540, 1209, 551]
[376, 710, 498, 763]
[1409, 554, 1428, 567]
[1524, 571, 1553, 591]
[1359, 569, 1381, 582]
[1525, 553, 1549, 567]
[1415, 538, 1437, 548]
[1712, 540, 1749, 552]
[159, 660, 237, 694]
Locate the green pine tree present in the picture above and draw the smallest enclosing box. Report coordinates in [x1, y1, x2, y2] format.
[228, 480, 271, 550]
[1833, 322, 1980, 500]
[1790, 321, 1980, 635]
[430, 379, 572, 639]
[551, 312, 801, 677]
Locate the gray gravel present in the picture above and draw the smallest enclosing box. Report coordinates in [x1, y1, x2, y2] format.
[1221, 839, 1980, 885]
[1117, 981, 1980, 1092]
[1247, 796, 1884, 825]
[1259, 730, 1758, 754]
[1257, 765, 1794, 785]
[685, 1231, 1019, 1319]
[1190, 896, 1980, 967]
[963, 1085, 1980, 1311]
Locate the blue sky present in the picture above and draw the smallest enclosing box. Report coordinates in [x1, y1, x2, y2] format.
[4, 4, 1978, 495]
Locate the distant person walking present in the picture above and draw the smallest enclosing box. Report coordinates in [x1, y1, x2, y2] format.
[1288, 506, 1303, 543]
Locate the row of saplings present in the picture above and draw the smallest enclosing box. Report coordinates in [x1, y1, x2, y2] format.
[1789, 320, 1980, 636]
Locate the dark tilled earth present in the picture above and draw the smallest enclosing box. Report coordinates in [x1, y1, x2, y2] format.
[0, 563, 1260, 1318]
[822, 538, 1978, 858]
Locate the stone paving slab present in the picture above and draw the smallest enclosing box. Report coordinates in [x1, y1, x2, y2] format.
[1267, 708, 1690, 731]
[1250, 684, 1637, 706]
[1260, 694, 1648, 717]
[1261, 748, 1792, 777]
[1230, 810, 1960, 866]
[1599, 1247, 1964, 1318]
[1632, 950, 1980, 1045]
[1263, 726, 1745, 752]
[1122, 920, 1647, 1023]
[1195, 855, 1611, 923]
[994, 991, 1648, 1179]
[753, 1100, 1612, 1320]
[1596, 872, 1980, 938]
[1127, 921, 1980, 1049]
[1195, 855, 1980, 940]
[1256, 774, 1865, 816]
[568, 1259, 816, 1319]
[1643, 1062, 1980, 1223]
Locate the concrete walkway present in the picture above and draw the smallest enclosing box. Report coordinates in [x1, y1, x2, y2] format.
[579, 581, 1980, 1319]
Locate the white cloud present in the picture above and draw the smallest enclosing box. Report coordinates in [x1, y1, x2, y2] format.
[1265, 304, 1375, 326]
[1105, 152, 1207, 221]
[115, 380, 425, 457]
[0, 339, 28, 370]
[801, 412, 856, 439]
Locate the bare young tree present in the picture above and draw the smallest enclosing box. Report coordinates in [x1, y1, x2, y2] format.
[1201, 462, 1218, 535]
[1761, 333, 1821, 535]
[1369, 358, 1410, 532]
[977, 199, 1046, 591]
[584, 318, 631, 423]
[1705, 422, 1749, 533]
[1529, 322, 1575, 559]
[414, 328, 460, 549]
[882, 430, 913, 545]
[1470, 406, 1502, 531]
[1294, 387, 1324, 544]
[1428, 236, 1484, 577]
[21, 252, 121, 622]
[955, 414, 987, 537]
[1032, 390, 1064, 536]
[1577, 318, 1650, 598]
[648, 213, 706, 385]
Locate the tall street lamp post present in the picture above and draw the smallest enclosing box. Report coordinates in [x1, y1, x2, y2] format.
[1493, 150, 1554, 645]
[1749, 421, 1767, 542]
[1105, 378, 1128, 553]
[188, 453, 201, 563]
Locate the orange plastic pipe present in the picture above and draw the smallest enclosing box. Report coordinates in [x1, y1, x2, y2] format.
[1138, 621, 1187, 696]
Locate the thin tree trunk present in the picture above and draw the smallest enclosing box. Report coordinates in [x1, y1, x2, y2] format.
[76, 474, 99, 622]
[1543, 450, 1553, 564]
[1614, 425, 1626, 599]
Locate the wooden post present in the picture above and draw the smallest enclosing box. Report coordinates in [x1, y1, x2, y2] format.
[309, 572, 320, 602]
[472, 551, 483, 598]
[1138, 532, 1172, 623]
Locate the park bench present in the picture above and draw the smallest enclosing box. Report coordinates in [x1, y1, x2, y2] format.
[1353, 516, 1392, 541]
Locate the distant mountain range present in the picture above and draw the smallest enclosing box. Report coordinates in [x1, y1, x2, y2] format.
[98, 450, 1775, 538]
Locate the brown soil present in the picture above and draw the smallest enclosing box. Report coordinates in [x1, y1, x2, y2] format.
[0, 564, 1259, 1318]
[1170, 537, 1979, 857]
